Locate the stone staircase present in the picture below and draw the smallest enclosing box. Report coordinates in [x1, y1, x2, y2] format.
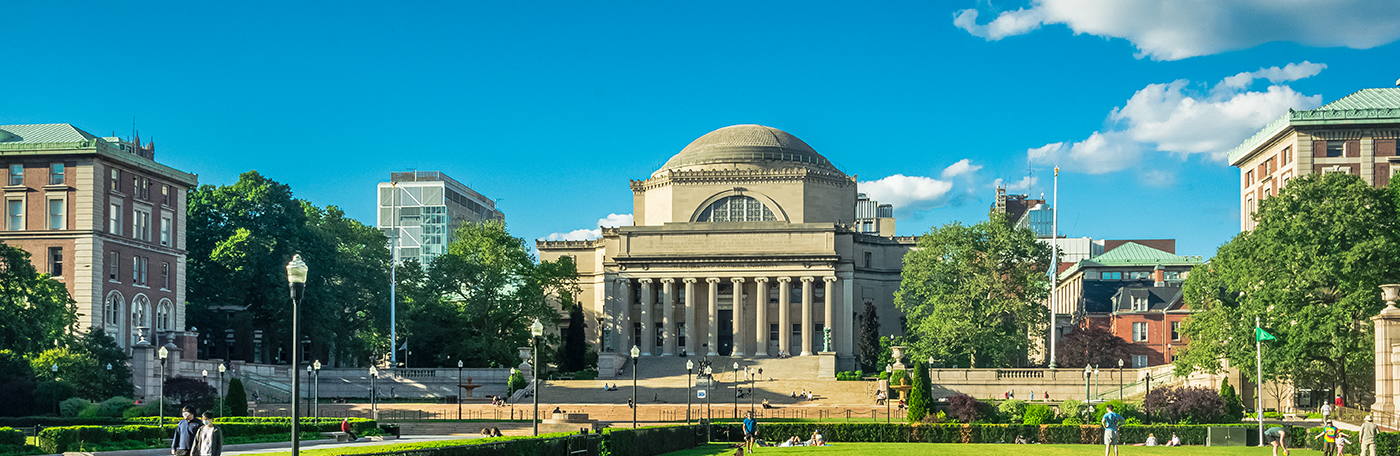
[538, 355, 880, 407]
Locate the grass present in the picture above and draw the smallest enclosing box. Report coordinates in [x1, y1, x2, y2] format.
[662, 443, 1324, 456]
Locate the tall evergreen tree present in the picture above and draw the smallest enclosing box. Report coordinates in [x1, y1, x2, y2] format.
[560, 304, 587, 372]
[225, 378, 248, 416]
[907, 364, 932, 422]
[857, 302, 881, 372]
[1219, 378, 1244, 423]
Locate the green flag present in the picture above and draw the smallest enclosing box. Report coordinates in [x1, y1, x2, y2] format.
[1256, 327, 1276, 342]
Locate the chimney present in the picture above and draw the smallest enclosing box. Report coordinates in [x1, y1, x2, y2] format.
[1153, 264, 1166, 287]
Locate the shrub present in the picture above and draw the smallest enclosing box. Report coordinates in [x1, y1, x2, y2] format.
[96, 397, 135, 418]
[907, 366, 931, 422]
[508, 371, 527, 397]
[1059, 399, 1086, 421]
[33, 381, 77, 415]
[58, 398, 92, 418]
[889, 369, 908, 386]
[1062, 417, 1084, 425]
[836, 371, 865, 381]
[1023, 404, 1054, 425]
[1144, 386, 1225, 424]
[0, 427, 24, 446]
[998, 399, 1027, 423]
[1092, 399, 1140, 424]
[1220, 379, 1245, 423]
[164, 377, 216, 413]
[947, 394, 988, 423]
[226, 378, 248, 417]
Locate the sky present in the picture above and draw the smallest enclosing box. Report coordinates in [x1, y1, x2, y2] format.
[5, 1, 1400, 258]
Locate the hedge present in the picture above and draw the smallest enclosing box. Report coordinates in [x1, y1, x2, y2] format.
[36, 418, 379, 453]
[337, 425, 702, 456]
[709, 422, 1312, 447]
[0, 428, 23, 446]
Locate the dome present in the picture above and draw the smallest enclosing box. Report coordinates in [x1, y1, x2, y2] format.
[656, 124, 839, 175]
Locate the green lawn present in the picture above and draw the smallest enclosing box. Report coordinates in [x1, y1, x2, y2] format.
[663, 443, 1321, 456]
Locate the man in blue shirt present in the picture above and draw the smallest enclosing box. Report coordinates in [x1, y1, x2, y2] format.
[171, 406, 200, 456]
[742, 411, 757, 453]
[1101, 404, 1124, 456]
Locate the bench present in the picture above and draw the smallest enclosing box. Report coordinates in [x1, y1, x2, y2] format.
[320, 432, 353, 442]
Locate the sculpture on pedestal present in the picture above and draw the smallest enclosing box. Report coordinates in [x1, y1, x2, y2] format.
[822, 327, 832, 352]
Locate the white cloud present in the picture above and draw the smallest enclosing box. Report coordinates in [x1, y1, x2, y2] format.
[544, 213, 633, 241]
[993, 176, 1038, 192]
[1029, 63, 1324, 174]
[859, 174, 956, 216]
[1142, 170, 1176, 188]
[952, 1, 1400, 60]
[941, 158, 983, 179]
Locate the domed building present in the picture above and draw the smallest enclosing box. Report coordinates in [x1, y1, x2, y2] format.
[538, 125, 913, 378]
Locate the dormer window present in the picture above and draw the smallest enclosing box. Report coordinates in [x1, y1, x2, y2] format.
[1131, 296, 1148, 312]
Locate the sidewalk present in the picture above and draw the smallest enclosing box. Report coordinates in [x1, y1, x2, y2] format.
[66, 435, 486, 456]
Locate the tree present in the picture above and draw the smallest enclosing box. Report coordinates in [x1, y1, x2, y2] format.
[164, 377, 217, 413]
[73, 327, 134, 400]
[0, 350, 36, 416]
[1144, 386, 1226, 424]
[0, 241, 78, 356]
[1175, 173, 1400, 404]
[399, 220, 579, 367]
[857, 302, 881, 371]
[225, 378, 248, 417]
[895, 214, 1051, 368]
[1220, 378, 1244, 423]
[1054, 326, 1131, 369]
[558, 304, 587, 373]
[907, 364, 931, 422]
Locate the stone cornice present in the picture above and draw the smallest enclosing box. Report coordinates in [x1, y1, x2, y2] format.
[630, 167, 855, 193]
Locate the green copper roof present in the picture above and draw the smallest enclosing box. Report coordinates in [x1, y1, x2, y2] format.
[1088, 242, 1201, 266]
[0, 123, 99, 144]
[1228, 88, 1400, 165]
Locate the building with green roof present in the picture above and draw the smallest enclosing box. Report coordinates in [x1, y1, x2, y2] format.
[1229, 87, 1400, 231]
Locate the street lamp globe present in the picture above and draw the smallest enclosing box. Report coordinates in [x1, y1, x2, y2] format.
[704, 366, 712, 376]
[369, 366, 378, 377]
[1118, 359, 1124, 368]
[531, 319, 545, 338]
[686, 359, 694, 372]
[928, 356, 935, 366]
[314, 360, 321, 370]
[630, 345, 640, 359]
[307, 365, 313, 374]
[107, 363, 112, 371]
[458, 360, 463, 368]
[885, 364, 893, 375]
[159, 346, 169, 360]
[1083, 364, 1091, 377]
[203, 369, 208, 378]
[286, 254, 309, 284]
[218, 364, 226, 374]
[51, 364, 57, 373]
[733, 362, 739, 371]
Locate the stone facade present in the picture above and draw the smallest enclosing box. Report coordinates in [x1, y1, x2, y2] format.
[537, 125, 913, 378]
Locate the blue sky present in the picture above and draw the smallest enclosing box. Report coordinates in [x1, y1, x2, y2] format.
[5, 1, 1399, 257]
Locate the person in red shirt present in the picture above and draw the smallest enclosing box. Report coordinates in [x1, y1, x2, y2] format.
[341, 419, 357, 441]
[1336, 395, 1344, 408]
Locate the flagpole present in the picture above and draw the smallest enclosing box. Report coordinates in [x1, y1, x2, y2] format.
[1049, 166, 1059, 369]
[1256, 316, 1264, 446]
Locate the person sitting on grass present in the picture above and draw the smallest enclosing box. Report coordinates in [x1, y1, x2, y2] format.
[1015, 435, 1028, 444]
[762, 399, 773, 409]
[1167, 433, 1181, 447]
[805, 429, 826, 446]
[1133, 433, 1157, 446]
[491, 427, 503, 438]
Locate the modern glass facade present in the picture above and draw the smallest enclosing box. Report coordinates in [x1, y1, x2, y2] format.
[377, 171, 503, 266]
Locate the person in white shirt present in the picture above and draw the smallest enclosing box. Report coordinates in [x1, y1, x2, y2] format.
[190, 412, 222, 456]
[1322, 403, 1333, 421]
[1145, 434, 1158, 446]
[1168, 434, 1181, 446]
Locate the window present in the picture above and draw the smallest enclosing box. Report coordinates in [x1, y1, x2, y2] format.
[769, 323, 779, 343]
[1245, 170, 1253, 186]
[1101, 272, 1122, 280]
[1131, 297, 1148, 312]
[109, 168, 119, 191]
[7, 164, 21, 186]
[48, 198, 64, 230]
[162, 186, 170, 206]
[141, 178, 150, 199]
[1282, 146, 1292, 164]
[633, 322, 642, 347]
[1132, 322, 1148, 341]
[108, 252, 119, 280]
[1133, 355, 1148, 368]
[864, 252, 873, 267]
[131, 256, 138, 283]
[160, 217, 171, 246]
[1246, 197, 1256, 218]
[5, 199, 21, 230]
[1171, 321, 1181, 340]
[104, 292, 122, 326]
[49, 163, 64, 185]
[131, 296, 149, 333]
[108, 203, 122, 235]
[1267, 157, 1276, 174]
[677, 323, 686, 350]
[139, 257, 148, 286]
[48, 247, 62, 277]
[696, 196, 778, 222]
[1327, 140, 1345, 157]
[156, 300, 172, 332]
[1166, 271, 1183, 280]
[1129, 271, 1150, 280]
[161, 262, 170, 289]
[132, 209, 150, 241]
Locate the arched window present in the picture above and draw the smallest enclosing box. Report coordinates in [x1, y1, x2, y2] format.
[156, 299, 173, 332]
[131, 295, 149, 330]
[696, 196, 777, 222]
[104, 291, 123, 326]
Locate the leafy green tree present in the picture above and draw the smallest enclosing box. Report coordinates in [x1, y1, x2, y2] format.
[73, 327, 134, 399]
[1175, 173, 1400, 404]
[857, 302, 881, 371]
[400, 220, 579, 367]
[225, 378, 248, 416]
[996, 399, 1026, 424]
[0, 350, 37, 416]
[907, 363, 932, 422]
[895, 214, 1051, 367]
[0, 241, 78, 356]
[1219, 378, 1244, 423]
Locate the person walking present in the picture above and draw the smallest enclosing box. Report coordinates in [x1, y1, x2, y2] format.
[1101, 404, 1124, 456]
[1315, 420, 1340, 456]
[742, 411, 758, 454]
[171, 406, 200, 456]
[1361, 415, 1379, 456]
[1264, 426, 1290, 456]
[1321, 402, 1333, 422]
[191, 412, 223, 456]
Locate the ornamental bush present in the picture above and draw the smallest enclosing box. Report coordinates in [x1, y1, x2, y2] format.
[709, 422, 1309, 447]
[508, 371, 527, 397]
[225, 378, 248, 417]
[997, 399, 1027, 424]
[947, 394, 988, 423]
[1059, 399, 1086, 421]
[1220, 379, 1245, 423]
[1144, 386, 1225, 424]
[907, 366, 932, 422]
[0, 427, 24, 446]
[59, 398, 92, 417]
[1022, 404, 1054, 425]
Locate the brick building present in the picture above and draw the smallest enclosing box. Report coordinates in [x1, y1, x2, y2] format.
[1229, 87, 1400, 231]
[0, 124, 197, 374]
[1053, 242, 1202, 367]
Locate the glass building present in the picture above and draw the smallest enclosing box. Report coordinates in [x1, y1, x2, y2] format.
[376, 171, 503, 266]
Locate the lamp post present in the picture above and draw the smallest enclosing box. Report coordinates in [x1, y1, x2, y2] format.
[218, 364, 226, 416]
[306, 365, 313, 419]
[1118, 359, 1124, 402]
[884, 364, 893, 423]
[630, 345, 640, 428]
[313, 360, 321, 419]
[531, 318, 544, 436]
[749, 367, 756, 416]
[732, 361, 740, 418]
[51, 364, 60, 416]
[1083, 364, 1091, 402]
[509, 367, 517, 420]
[1144, 371, 1153, 422]
[369, 366, 378, 421]
[457, 360, 464, 420]
[686, 359, 694, 425]
[158, 347, 168, 428]
[704, 365, 713, 422]
[286, 254, 309, 456]
[1094, 366, 1100, 398]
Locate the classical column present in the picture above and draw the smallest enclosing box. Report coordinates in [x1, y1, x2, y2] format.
[837, 271, 856, 358]
[800, 276, 814, 356]
[706, 278, 720, 356]
[731, 278, 746, 356]
[684, 278, 697, 357]
[616, 278, 631, 354]
[823, 276, 836, 353]
[755, 277, 769, 357]
[661, 279, 676, 356]
[778, 277, 792, 356]
[639, 279, 654, 355]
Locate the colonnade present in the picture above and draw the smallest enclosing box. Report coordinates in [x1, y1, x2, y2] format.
[607, 275, 840, 357]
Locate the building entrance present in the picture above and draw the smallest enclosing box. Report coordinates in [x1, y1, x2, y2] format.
[718, 310, 733, 356]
